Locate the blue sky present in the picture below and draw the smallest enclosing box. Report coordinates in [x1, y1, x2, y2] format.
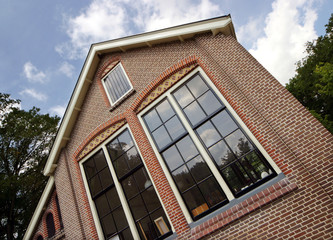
[0, 0, 332, 118]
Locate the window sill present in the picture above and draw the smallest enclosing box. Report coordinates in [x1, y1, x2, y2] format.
[190, 176, 298, 240]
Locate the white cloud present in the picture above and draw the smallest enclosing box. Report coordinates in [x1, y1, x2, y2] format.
[59, 62, 75, 78]
[19, 88, 48, 101]
[57, 0, 221, 59]
[49, 104, 66, 117]
[23, 62, 47, 83]
[248, 0, 318, 85]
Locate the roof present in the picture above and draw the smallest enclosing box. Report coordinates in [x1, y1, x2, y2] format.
[43, 15, 236, 176]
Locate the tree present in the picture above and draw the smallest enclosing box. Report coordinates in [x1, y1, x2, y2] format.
[0, 93, 60, 240]
[286, 14, 333, 134]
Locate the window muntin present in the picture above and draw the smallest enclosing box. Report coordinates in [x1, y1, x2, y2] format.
[106, 129, 171, 240]
[172, 73, 276, 197]
[83, 129, 172, 240]
[143, 99, 228, 220]
[83, 150, 132, 240]
[142, 72, 277, 221]
[103, 63, 132, 105]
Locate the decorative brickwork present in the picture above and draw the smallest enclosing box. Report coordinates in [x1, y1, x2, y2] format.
[30, 32, 333, 240]
[133, 58, 198, 113]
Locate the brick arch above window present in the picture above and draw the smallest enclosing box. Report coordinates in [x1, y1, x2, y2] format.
[95, 57, 121, 107]
[132, 56, 200, 113]
[74, 117, 127, 161]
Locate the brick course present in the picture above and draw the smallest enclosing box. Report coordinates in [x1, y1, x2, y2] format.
[32, 32, 332, 239]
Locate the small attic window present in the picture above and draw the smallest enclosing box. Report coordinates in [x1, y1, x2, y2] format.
[102, 63, 133, 106]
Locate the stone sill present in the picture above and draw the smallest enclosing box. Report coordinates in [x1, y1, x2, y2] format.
[190, 178, 298, 240]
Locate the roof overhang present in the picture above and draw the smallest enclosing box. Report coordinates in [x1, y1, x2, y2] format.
[43, 15, 235, 176]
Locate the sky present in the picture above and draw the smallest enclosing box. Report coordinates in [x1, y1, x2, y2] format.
[0, 0, 332, 118]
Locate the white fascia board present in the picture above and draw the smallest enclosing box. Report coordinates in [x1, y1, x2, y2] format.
[43, 15, 233, 176]
[94, 16, 232, 53]
[43, 48, 99, 176]
[23, 176, 55, 240]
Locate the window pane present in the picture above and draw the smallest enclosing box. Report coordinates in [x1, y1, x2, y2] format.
[108, 140, 124, 160]
[176, 136, 198, 162]
[173, 85, 194, 108]
[222, 163, 251, 193]
[119, 228, 133, 240]
[209, 140, 234, 169]
[152, 125, 172, 150]
[141, 187, 161, 213]
[186, 75, 208, 98]
[197, 121, 221, 147]
[133, 168, 151, 191]
[162, 146, 184, 171]
[84, 159, 96, 179]
[89, 175, 102, 197]
[144, 109, 162, 132]
[198, 178, 226, 207]
[172, 165, 195, 192]
[165, 116, 185, 140]
[113, 156, 129, 178]
[129, 195, 147, 220]
[241, 151, 271, 180]
[95, 194, 110, 217]
[212, 110, 238, 137]
[122, 175, 139, 199]
[106, 188, 121, 210]
[156, 100, 174, 122]
[151, 209, 171, 236]
[126, 147, 141, 170]
[100, 168, 113, 189]
[198, 91, 222, 115]
[118, 130, 134, 151]
[183, 101, 206, 126]
[101, 214, 116, 237]
[137, 216, 158, 240]
[113, 207, 128, 231]
[187, 156, 211, 182]
[183, 187, 206, 216]
[94, 151, 108, 171]
[225, 129, 253, 157]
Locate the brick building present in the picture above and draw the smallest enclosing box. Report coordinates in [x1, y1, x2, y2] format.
[24, 15, 332, 240]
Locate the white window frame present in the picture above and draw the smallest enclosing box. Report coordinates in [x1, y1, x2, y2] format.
[102, 63, 133, 106]
[79, 124, 174, 240]
[138, 66, 282, 224]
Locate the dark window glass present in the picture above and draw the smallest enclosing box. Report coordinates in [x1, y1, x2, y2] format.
[46, 213, 56, 237]
[55, 195, 64, 229]
[143, 72, 277, 220]
[83, 150, 132, 240]
[103, 64, 132, 105]
[37, 235, 43, 240]
[107, 129, 172, 239]
[172, 73, 276, 197]
[144, 103, 228, 219]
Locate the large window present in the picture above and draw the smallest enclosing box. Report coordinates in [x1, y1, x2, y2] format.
[102, 63, 133, 105]
[83, 129, 172, 240]
[142, 72, 276, 220]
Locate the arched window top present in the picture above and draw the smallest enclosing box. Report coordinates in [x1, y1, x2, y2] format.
[36, 235, 43, 240]
[46, 212, 56, 237]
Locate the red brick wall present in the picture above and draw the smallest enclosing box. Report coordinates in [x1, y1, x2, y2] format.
[50, 33, 332, 239]
[33, 190, 64, 239]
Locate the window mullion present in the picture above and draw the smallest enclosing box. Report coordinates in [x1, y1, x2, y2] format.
[168, 94, 235, 201]
[102, 145, 141, 240]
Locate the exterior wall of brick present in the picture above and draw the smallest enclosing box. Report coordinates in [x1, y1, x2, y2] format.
[36, 32, 332, 239]
[33, 190, 64, 239]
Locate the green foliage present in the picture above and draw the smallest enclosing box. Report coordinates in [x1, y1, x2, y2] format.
[286, 14, 333, 134]
[0, 93, 60, 240]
